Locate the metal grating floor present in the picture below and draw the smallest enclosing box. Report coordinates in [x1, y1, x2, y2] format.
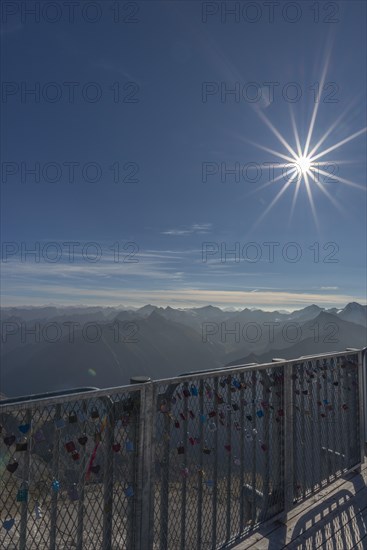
[232, 458, 367, 550]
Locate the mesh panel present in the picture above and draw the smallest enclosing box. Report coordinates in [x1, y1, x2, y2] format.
[0, 388, 140, 549]
[292, 353, 361, 503]
[152, 366, 285, 549]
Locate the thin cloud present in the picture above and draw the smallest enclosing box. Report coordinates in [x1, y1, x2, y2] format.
[162, 223, 212, 236]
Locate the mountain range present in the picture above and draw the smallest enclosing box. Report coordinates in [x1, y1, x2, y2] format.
[1, 302, 366, 398]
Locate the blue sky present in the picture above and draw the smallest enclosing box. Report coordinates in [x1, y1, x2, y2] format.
[1, 1, 366, 310]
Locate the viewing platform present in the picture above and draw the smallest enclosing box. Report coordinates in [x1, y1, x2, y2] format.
[233, 458, 367, 549]
[0, 348, 366, 549]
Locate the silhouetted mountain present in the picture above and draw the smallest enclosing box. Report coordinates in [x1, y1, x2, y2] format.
[227, 312, 367, 366]
[1, 303, 365, 398]
[288, 304, 324, 321]
[338, 302, 367, 327]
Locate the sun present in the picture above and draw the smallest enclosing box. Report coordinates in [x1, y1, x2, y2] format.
[246, 72, 366, 228]
[295, 155, 312, 176]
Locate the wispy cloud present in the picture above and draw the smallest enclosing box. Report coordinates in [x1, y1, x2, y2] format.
[162, 223, 212, 236]
[319, 286, 339, 291]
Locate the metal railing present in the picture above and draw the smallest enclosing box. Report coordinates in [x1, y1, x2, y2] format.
[0, 349, 365, 549]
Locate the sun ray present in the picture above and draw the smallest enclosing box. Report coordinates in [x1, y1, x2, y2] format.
[308, 170, 345, 213]
[288, 179, 301, 225]
[252, 170, 299, 229]
[315, 168, 366, 191]
[312, 128, 367, 161]
[290, 107, 302, 157]
[255, 108, 298, 159]
[235, 132, 296, 162]
[243, 138, 296, 164]
[250, 162, 293, 170]
[315, 160, 356, 166]
[308, 102, 356, 158]
[246, 167, 297, 198]
[303, 52, 330, 157]
[303, 172, 319, 229]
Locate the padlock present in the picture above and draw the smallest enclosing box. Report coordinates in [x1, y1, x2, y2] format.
[16, 485, 28, 502]
[69, 412, 78, 424]
[52, 480, 60, 492]
[18, 423, 31, 434]
[3, 519, 15, 531]
[71, 450, 80, 461]
[177, 444, 185, 455]
[65, 440, 76, 453]
[78, 434, 88, 446]
[215, 393, 224, 405]
[160, 400, 169, 413]
[6, 459, 18, 474]
[190, 385, 198, 396]
[90, 407, 99, 419]
[124, 485, 134, 497]
[15, 438, 28, 452]
[33, 430, 46, 443]
[54, 418, 66, 430]
[125, 440, 134, 452]
[4, 434, 16, 446]
[68, 484, 79, 501]
[34, 501, 42, 520]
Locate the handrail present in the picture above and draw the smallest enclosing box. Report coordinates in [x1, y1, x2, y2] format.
[0, 387, 100, 406]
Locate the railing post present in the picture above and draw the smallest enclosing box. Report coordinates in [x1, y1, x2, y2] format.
[102, 396, 114, 550]
[50, 404, 61, 550]
[362, 348, 367, 456]
[138, 380, 155, 550]
[284, 363, 294, 513]
[357, 350, 366, 462]
[19, 409, 32, 550]
[129, 377, 153, 550]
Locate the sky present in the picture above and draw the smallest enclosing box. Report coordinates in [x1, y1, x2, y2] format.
[1, 0, 366, 310]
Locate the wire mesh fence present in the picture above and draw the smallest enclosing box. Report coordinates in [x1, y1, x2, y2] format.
[291, 353, 361, 503]
[0, 386, 142, 550]
[152, 366, 285, 550]
[0, 349, 365, 549]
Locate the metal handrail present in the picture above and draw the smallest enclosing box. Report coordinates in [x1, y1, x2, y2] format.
[0, 387, 100, 406]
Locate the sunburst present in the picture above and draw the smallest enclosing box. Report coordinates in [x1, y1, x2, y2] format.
[250, 88, 366, 228]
